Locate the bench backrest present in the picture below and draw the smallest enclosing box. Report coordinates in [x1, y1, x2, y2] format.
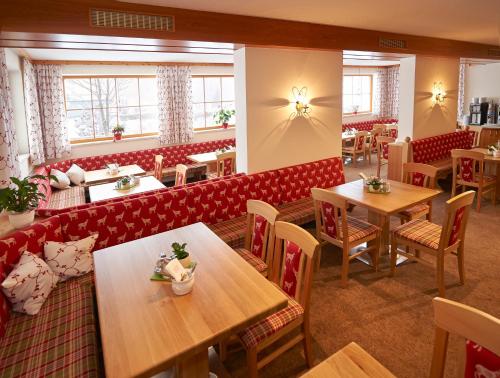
[410, 131, 473, 164]
[342, 118, 398, 132]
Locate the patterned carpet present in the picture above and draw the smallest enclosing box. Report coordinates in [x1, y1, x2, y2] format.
[223, 155, 500, 377]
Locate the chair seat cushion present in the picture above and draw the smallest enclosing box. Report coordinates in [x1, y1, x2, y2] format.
[394, 219, 442, 250]
[399, 203, 430, 219]
[238, 286, 303, 349]
[234, 248, 268, 275]
[0, 274, 100, 377]
[47, 186, 86, 209]
[277, 197, 315, 225]
[343, 216, 380, 242]
[208, 215, 247, 248]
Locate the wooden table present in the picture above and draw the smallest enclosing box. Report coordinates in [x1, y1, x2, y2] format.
[342, 132, 370, 142]
[471, 147, 500, 197]
[187, 151, 218, 173]
[88, 175, 165, 202]
[301, 342, 395, 378]
[330, 180, 441, 262]
[93, 222, 288, 378]
[84, 164, 146, 185]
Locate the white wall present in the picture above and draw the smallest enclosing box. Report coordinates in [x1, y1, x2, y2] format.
[398, 57, 416, 140]
[235, 47, 343, 173]
[463, 62, 500, 111]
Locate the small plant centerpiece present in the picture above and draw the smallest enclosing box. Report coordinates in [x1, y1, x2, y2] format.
[171, 242, 191, 268]
[214, 109, 235, 129]
[112, 125, 125, 141]
[365, 176, 390, 193]
[0, 174, 55, 229]
[115, 175, 139, 190]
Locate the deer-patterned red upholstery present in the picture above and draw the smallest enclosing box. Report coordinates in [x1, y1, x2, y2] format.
[410, 131, 473, 165]
[342, 118, 398, 132]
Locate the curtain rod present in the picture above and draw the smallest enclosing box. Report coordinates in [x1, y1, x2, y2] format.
[30, 60, 233, 67]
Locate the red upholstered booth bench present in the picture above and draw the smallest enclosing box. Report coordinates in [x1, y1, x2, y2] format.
[342, 118, 398, 132]
[409, 131, 473, 176]
[0, 156, 345, 376]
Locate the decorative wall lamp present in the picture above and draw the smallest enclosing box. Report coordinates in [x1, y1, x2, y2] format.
[291, 86, 311, 116]
[432, 81, 446, 105]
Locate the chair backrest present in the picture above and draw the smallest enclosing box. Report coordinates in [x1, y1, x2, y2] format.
[372, 124, 387, 133]
[244, 199, 280, 270]
[175, 164, 188, 186]
[311, 188, 348, 244]
[154, 155, 163, 181]
[403, 162, 438, 189]
[386, 125, 398, 138]
[272, 221, 319, 310]
[466, 125, 482, 147]
[438, 191, 475, 251]
[452, 149, 486, 184]
[370, 128, 383, 148]
[376, 136, 396, 161]
[216, 151, 236, 177]
[354, 131, 369, 152]
[430, 297, 500, 378]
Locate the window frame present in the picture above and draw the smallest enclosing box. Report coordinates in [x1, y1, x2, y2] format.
[191, 74, 235, 131]
[63, 74, 159, 144]
[342, 74, 373, 115]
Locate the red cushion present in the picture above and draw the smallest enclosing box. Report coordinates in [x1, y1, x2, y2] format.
[341, 118, 398, 132]
[465, 340, 500, 378]
[33, 166, 51, 209]
[411, 131, 473, 164]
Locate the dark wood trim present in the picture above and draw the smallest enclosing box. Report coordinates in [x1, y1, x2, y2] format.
[0, 0, 497, 59]
[33, 60, 233, 66]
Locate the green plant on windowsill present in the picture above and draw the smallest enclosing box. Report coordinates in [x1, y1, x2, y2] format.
[214, 109, 235, 129]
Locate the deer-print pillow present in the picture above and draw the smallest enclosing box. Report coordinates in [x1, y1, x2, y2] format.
[44, 234, 98, 282]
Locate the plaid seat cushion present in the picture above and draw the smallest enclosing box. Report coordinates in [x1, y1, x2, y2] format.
[234, 248, 268, 275]
[0, 274, 100, 378]
[277, 197, 315, 225]
[399, 203, 430, 219]
[343, 216, 379, 242]
[208, 215, 247, 248]
[394, 218, 442, 250]
[238, 285, 304, 349]
[47, 186, 86, 209]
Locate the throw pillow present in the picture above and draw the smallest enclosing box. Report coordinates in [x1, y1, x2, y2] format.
[44, 234, 98, 281]
[66, 164, 86, 186]
[1, 251, 59, 315]
[50, 169, 71, 189]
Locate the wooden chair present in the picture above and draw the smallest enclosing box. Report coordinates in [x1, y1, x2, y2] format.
[367, 127, 383, 154]
[209, 151, 236, 179]
[174, 164, 188, 186]
[342, 131, 370, 166]
[376, 136, 395, 177]
[390, 191, 475, 297]
[451, 149, 497, 212]
[465, 125, 482, 147]
[235, 221, 320, 377]
[154, 155, 163, 181]
[311, 188, 381, 287]
[371, 124, 387, 134]
[396, 162, 439, 223]
[385, 125, 398, 139]
[430, 297, 500, 378]
[234, 200, 280, 278]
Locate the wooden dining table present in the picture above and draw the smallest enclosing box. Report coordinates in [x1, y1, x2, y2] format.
[471, 147, 500, 197]
[88, 175, 166, 202]
[93, 222, 288, 378]
[84, 164, 146, 185]
[330, 179, 441, 264]
[301, 342, 395, 378]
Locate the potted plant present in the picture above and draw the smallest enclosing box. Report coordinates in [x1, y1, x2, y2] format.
[171, 242, 191, 268]
[112, 125, 125, 141]
[214, 109, 235, 129]
[352, 105, 360, 115]
[0, 174, 55, 229]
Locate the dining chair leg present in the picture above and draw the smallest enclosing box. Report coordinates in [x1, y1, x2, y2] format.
[353, 153, 357, 167]
[302, 319, 314, 368]
[218, 341, 228, 362]
[371, 234, 380, 272]
[340, 246, 350, 287]
[246, 348, 259, 378]
[436, 253, 445, 297]
[390, 235, 397, 277]
[476, 187, 482, 212]
[377, 161, 381, 177]
[315, 247, 322, 271]
[457, 243, 465, 285]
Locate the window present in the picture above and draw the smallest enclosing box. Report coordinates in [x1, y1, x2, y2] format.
[343, 75, 372, 114]
[191, 75, 235, 130]
[63, 76, 158, 143]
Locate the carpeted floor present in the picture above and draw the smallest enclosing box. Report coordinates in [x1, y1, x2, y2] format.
[223, 156, 500, 378]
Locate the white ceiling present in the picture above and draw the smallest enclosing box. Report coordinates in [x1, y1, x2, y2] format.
[121, 0, 500, 46]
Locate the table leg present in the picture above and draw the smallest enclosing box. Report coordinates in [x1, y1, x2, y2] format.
[496, 164, 500, 199]
[177, 350, 209, 378]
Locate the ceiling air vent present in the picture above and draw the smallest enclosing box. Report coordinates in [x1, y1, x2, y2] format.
[379, 38, 407, 49]
[488, 48, 500, 57]
[90, 8, 174, 32]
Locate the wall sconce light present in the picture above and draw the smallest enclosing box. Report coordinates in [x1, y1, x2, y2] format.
[292, 86, 311, 116]
[432, 81, 446, 105]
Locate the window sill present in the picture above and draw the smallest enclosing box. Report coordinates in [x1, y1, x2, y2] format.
[343, 113, 373, 118]
[70, 134, 158, 147]
[194, 126, 235, 134]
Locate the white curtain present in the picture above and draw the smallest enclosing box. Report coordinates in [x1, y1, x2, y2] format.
[374, 66, 400, 119]
[457, 63, 466, 122]
[23, 59, 45, 165]
[157, 66, 193, 145]
[34, 64, 70, 159]
[0, 49, 20, 187]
